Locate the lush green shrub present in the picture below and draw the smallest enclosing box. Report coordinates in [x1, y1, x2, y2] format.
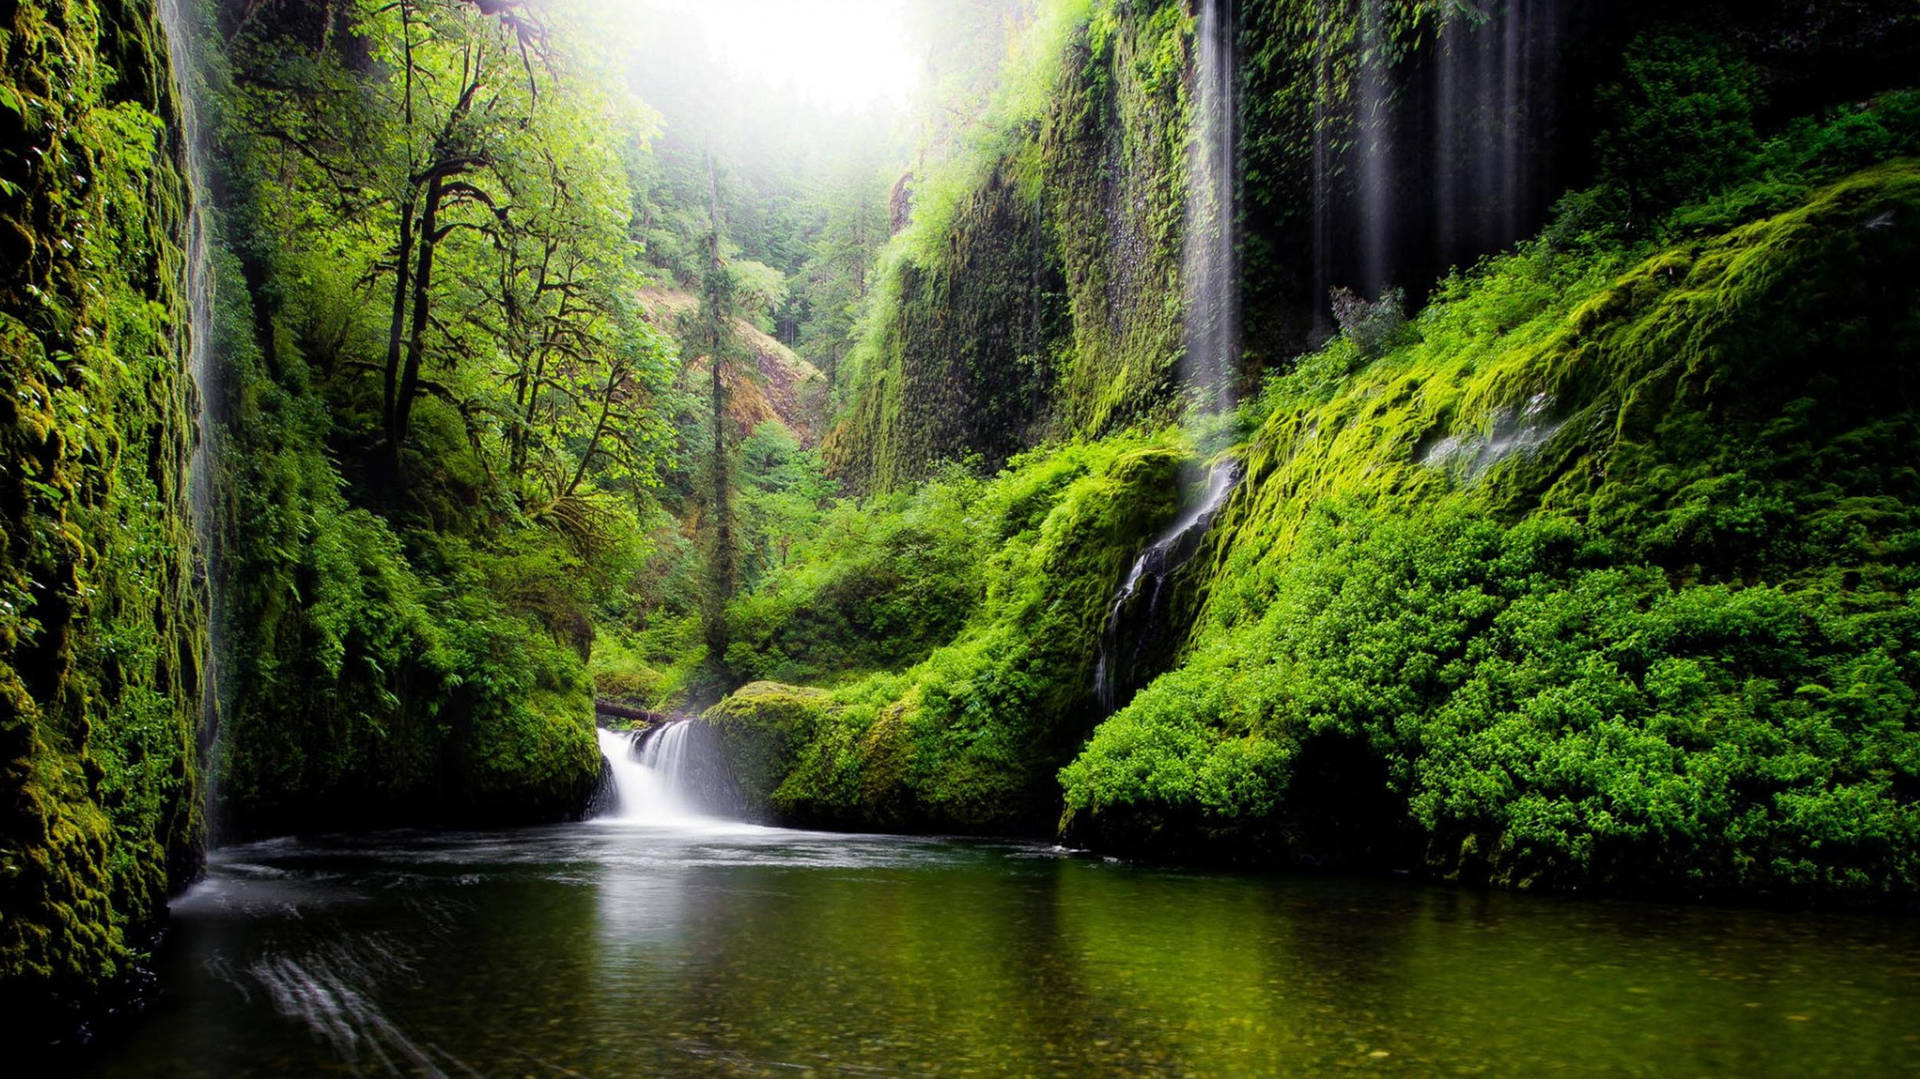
[708, 434, 1192, 831]
[1060, 163, 1920, 898]
[726, 463, 987, 686]
[1594, 29, 1761, 226]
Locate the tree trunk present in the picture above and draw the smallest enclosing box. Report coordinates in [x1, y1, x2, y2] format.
[382, 191, 418, 485]
[702, 154, 734, 667]
[391, 172, 446, 480]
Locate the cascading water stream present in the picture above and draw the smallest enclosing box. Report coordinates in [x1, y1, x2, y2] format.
[1094, 462, 1240, 713]
[1356, 0, 1392, 294]
[1092, 0, 1245, 714]
[1183, 0, 1239, 411]
[158, 0, 226, 840]
[593, 722, 737, 824]
[1432, 0, 1565, 273]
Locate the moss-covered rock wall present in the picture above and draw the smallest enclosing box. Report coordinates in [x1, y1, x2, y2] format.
[829, 0, 1920, 492]
[827, 0, 1193, 490]
[1062, 162, 1920, 899]
[1, 0, 206, 1038]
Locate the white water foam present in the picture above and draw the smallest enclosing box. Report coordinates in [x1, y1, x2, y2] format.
[594, 723, 736, 829]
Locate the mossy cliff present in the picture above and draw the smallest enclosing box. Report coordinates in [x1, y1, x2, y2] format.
[826, 0, 1501, 491]
[827, 0, 1920, 492]
[827, 0, 1194, 490]
[1062, 163, 1920, 899]
[711, 121, 1920, 899]
[1, 0, 207, 1036]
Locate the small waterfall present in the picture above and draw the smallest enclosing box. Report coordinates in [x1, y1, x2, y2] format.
[1355, 0, 1393, 295]
[1097, 0, 1244, 713]
[1431, 0, 1565, 273]
[159, 0, 226, 841]
[1309, 0, 1335, 337]
[1095, 462, 1241, 713]
[1419, 392, 1564, 483]
[593, 722, 738, 823]
[1183, 0, 1239, 412]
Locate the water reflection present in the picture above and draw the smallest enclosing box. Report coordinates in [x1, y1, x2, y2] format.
[83, 824, 1920, 1077]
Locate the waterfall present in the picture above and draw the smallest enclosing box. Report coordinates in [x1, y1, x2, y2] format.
[1095, 462, 1240, 713]
[1091, 0, 1246, 714]
[593, 722, 738, 824]
[159, 0, 226, 841]
[1432, 0, 1565, 273]
[1355, 0, 1392, 295]
[1183, 0, 1239, 412]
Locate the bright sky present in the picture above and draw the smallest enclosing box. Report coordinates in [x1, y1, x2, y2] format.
[647, 0, 920, 112]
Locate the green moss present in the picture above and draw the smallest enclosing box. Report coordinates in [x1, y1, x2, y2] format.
[1060, 164, 1920, 898]
[703, 681, 834, 816]
[826, 0, 1195, 491]
[1, 0, 206, 1032]
[710, 433, 1190, 831]
[198, 9, 628, 836]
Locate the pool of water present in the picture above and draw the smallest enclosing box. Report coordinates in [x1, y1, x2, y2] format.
[83, 817, 1920, 1077]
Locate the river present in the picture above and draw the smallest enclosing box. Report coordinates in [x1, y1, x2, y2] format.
[82, 730, 1920, 1077]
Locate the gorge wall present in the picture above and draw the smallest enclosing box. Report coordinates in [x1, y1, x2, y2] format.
[1, 0, 207, 1037]
[826, 0, 1920, 491]
[709, 0, 1920, 901]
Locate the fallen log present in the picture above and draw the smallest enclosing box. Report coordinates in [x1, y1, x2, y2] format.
[594, 699, 672, 725]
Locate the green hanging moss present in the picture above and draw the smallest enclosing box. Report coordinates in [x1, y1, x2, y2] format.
[1, 0, 206, 1035]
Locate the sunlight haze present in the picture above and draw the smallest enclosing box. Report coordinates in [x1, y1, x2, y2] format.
[630, 0, 920, 111]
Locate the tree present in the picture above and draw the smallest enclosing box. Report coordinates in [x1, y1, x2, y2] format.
[697, 154, 739, 668]
[1594, 30, 1760, 229]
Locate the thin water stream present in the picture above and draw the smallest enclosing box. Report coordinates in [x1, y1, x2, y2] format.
[79, 732, 1920, 1078]
[1095, 461, 1241, 712]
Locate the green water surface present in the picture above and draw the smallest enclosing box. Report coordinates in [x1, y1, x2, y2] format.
[83, 819, 1920, 1077]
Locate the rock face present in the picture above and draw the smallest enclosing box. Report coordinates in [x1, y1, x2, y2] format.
[1, 0, 207, 1042]
[826, 0, 1920, 493]
[639, 287, 829, 444]
[704, 682, 834, 818]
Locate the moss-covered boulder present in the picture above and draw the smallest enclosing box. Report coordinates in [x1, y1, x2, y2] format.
[710, 436, 1195, 833]
[704, 682, 835, 818]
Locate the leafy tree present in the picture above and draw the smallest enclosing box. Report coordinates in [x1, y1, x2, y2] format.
[695, 156, 740, 668]
[1594, 29, 1760, 229]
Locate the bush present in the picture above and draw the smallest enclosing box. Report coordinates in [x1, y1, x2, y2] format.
[707, 434, 1193, 831]
[1329, 285, 1413, 357]
[1594, 29, 1761, 225]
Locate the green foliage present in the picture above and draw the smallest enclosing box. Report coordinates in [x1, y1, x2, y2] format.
[707, 433, 1191, 831]
[197, 0, 678, 835]
[1, 0, 205, 1030]
[1328, 285, 1412, 358]
[1061, 163, 1920, 898]
[1593, 29, 1761, 226]
[727, 460, 985, 687]
[729, 259, 789, 333]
